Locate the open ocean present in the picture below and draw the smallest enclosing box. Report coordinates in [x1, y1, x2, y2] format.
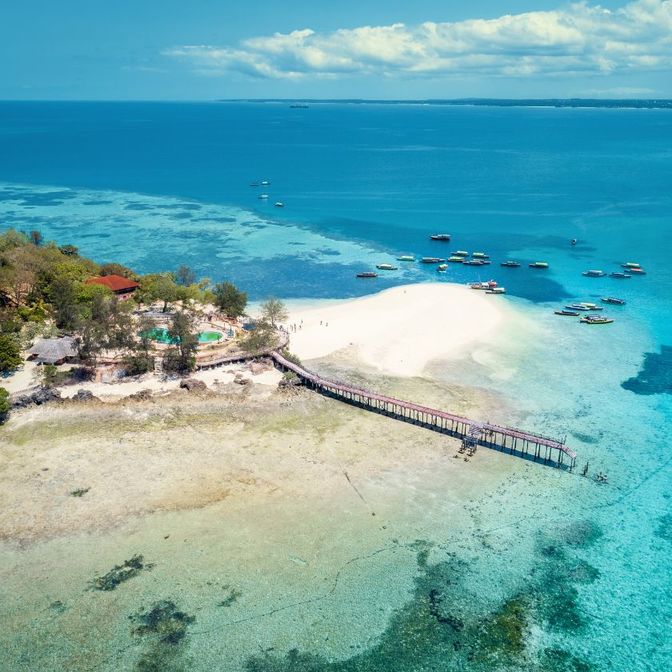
[1, 101, 671, 671]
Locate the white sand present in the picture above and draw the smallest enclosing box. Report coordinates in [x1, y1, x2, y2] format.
[281, 283, 508, 377]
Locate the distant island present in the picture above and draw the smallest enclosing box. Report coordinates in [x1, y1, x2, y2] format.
[220, 98, 672, 110]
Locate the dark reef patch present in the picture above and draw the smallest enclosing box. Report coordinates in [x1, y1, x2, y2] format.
[130, 600, 195, 672]
[90, 554, 153, 591]
[622, 346, 672, 396]
[655, 514, 672, 542]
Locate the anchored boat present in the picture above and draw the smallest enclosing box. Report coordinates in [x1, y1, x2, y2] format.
[429, 234, 451, 241]
[447, 256, 465, 263]
[582, 270, 606, 277]
[581, 315, 614, 324]
[454, 250, 469, 257]
[501, 260, 521, 268]
[397, 255, 415, 262]
[529, 261, 549, 269]
[555, 310, 580, 316]
[601, 297, 626, 305]
[356, 272, 378, 278]
[376, 263, 398, 271]
[566, 302, 603, 311]
[486, 287, 506, 295]
[610, 272, 631, 279]
[421, 257, 445, 264]
[437, 264, 448, 272]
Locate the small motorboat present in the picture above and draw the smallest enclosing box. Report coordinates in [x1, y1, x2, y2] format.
[397, 255, 415, 262]
[571, 239, 577, 246]
[582, 270, 606, 277]
[622, 262, 641, 269]
[430, 234, 451, 241]
[555, 310, 580, 316]
[463, 259, 486, 266]
[454, 250, 469, 257]
[421, 257, 444, 264]
[470, 280, 498, 290]
[581, 315, 614, 324]
[447, 256, 465, 263]
[628, 267, 646, 275]
[610, 272, 631, 279]
[566, 303, 603, 311]
[529, 261, 549, 269]
[500, 260, 521, 268]
[356, 272, 378, 278]
[601, 297, 626, 305]
[376, 263, 398, 271]
[486, 287, 506, 295]
[258, 194, 269, 200]
[437, 264, 448, 272]
[260, 180, 271, 186]
[274, 201, 284, 208]
[472, 252, 490, 259]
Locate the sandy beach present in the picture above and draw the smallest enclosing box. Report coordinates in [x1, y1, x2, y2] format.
[277, 284, 510, 377]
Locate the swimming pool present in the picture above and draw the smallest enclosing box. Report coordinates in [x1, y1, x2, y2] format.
[140, 327, 223, 344]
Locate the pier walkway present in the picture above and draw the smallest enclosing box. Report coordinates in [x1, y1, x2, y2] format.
[271, 351, 576, 470]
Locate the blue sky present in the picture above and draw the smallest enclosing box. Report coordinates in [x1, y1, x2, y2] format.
[2, 0, 671, 99]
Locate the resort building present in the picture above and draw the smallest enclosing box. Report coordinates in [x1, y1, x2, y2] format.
[86, 274, 140, 300]
[27, 336, 78, 365]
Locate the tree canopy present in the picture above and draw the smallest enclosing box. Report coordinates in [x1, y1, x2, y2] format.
[214, 281, 247, 318]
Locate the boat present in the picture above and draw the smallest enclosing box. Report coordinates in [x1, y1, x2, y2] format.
[470, 280, 498, 290]
[376, 263, 398, 271]
[566, 303, 603, 311]
[447, 256, 465, 263]
[421, 257, 444, 264]
[356, 272, 378, 278]
[260, 180, 271, 186]
[454, 250, 469, 257]
[290, 104, 309, 109]
[601, 297, 626, 305]
[628, 267, 647, 275]
[429, 234, 451, 241]
[437, 264, 448, 272]
[463, 259, 486, 266]
[571, 238, 577, 246]
[274, 201, 284, 208]
[258, 194, 269, 200]
[472, 252, 490, 259]
[582, 270, 606, 277]
[622, 262, 641, 268]
[486, 287, 506, 294]
[529, 261, 549, 269]
[581, 315, 614, 324]
[555, 310, 580, 316]
[500, 260, 521, 268]
[397, 255, 415, 262]
[610, 272, 631, 279]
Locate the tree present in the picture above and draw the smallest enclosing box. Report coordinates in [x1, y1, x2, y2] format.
[99, 262, 138, 280]
[51, 275, 80, 331]
[29, 230, 43, 246]
[214, 282, 247, 318]
[162, 311, 198, 373]
[241, 320, 276, 353]
[0, 333, 21, 373]
[59, 244, 79, 257]
[41, 364, 59, 387]
[144, 274, 181, 313]
[175, 265, 196, 287]
[0, 387, 10, 424]
[260, 298, 288, 327]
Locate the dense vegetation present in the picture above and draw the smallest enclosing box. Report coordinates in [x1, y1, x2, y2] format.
[0, 229, 270, 422]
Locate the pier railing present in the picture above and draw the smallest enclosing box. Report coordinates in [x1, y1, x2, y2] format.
[270, 350, 576, 470]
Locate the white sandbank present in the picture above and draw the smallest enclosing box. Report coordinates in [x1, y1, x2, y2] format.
[280, 283, 509, 377]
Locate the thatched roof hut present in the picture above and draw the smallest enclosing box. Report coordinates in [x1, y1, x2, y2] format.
[27, 337, 78, 364]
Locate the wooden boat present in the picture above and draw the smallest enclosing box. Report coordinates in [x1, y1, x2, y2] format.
[429, 234, 451, 241]
[376, 263, 398, 271]
[274, 201, 284, 208]
[486, 287, 506, 294]
[472, 252, 489, 259]
[622, 262, 641, 268]
[628, 267, 646, 275]
[529, 261, 549, 269]
[555, 310, 580, 316]
[610, 272, 631, 279]
[566, 303, 603, 311]
[471, 280, 498, 290]
[601, 297, 626, 305]
[500, 260, 521, 268]
[447, 256, 465, 263]
[437, 264, 448, 272]
[580, 315, 614, 324]
[463, 259, 486, 266]
[421, 257, 444, 264]
[260, 180, 270, 186]
[582, 270, 606, 277]
[397, 255, 415, 262]
[356, 272, 378, 278]
[258, 194, 269, 200]
[454, 250, 469, 257]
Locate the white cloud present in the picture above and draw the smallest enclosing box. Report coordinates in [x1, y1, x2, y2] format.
[164, 1, 672, 80]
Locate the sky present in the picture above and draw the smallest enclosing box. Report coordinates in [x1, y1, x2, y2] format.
[2, 0, 671, 100]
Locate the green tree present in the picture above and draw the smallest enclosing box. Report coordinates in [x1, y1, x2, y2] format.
[162, 311, 198, 373]
[175, 265, 196, 287]
[0, 333, 21, 373]
[0, 387, 10, 424]
[260, 298, 288, 327]
[99, 262, 138, 280]
[144, 274, 181, 313]
[41, 364, 59, 387]
[51, 275, 80, 331]
[29, 230, 43, 246]
[241, 320, 276, 353]
[214, 282, 248, 318]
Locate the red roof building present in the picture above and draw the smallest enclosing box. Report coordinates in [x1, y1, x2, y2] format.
[86, 274, 140, 299]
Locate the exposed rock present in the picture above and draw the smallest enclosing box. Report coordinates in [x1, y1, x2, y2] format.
[127, 389, 153, 402]
[12, 387, 62, 409]
[233, 373, 249, 386]
[179, 378, 207, 392]
[250, 360, 272, 375]
[71, 389, 99, 403]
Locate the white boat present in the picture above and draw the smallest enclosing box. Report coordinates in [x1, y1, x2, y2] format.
[274, 202, 284, 208]
[258, 194, 269, 200]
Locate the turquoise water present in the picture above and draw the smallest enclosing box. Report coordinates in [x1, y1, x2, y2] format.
[0, 102, 671, 670]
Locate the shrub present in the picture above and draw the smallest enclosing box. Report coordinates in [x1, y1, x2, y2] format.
[0, 387, 10, 424]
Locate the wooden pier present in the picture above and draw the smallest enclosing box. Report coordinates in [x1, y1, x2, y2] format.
[271, 351, 577, 470]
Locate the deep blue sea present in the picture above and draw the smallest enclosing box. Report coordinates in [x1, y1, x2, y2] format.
[1, 101, 671, 671]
